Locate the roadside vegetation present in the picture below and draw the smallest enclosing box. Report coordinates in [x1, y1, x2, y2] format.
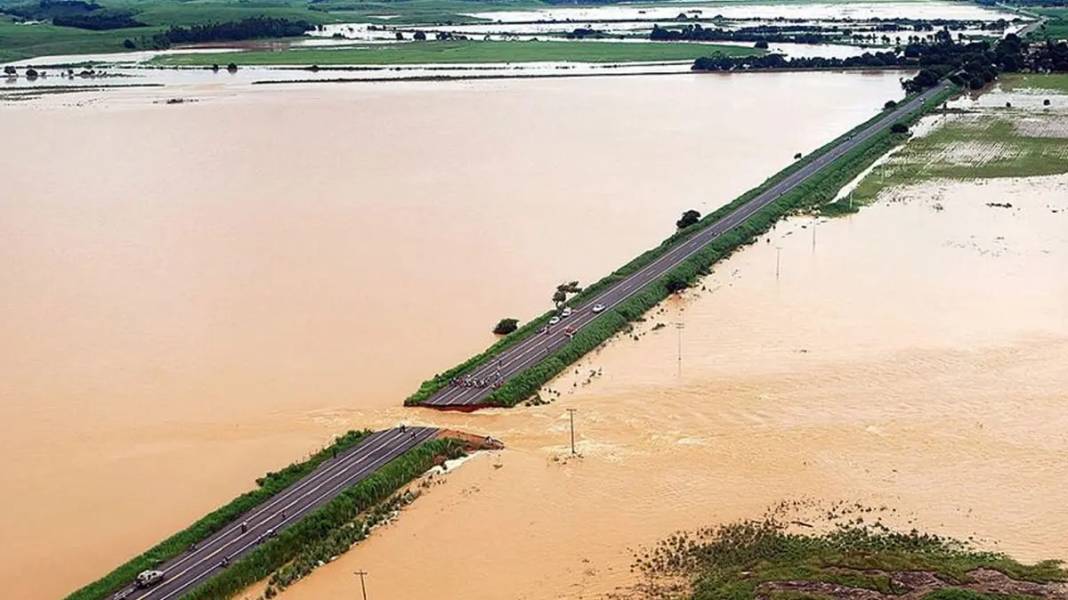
[151, 39, 759, 67]
[838, 73, 1068, 208]
[65, 430, 373, 600]
[630, 509, 1066, 600]
[182, 437, 464, 600]
[407, 84, 957, 408]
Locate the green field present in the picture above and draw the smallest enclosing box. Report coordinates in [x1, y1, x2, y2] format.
[1001, 72, 1068, 94]
[151, 39, 760, 66]
[849, 81, 1068, 204]
[0, 0, 542, 62]
[1033, 8, 1068, 41]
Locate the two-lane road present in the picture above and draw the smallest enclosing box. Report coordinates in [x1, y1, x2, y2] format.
[423, 82, 952, 409]
[111, 427, 438, 600]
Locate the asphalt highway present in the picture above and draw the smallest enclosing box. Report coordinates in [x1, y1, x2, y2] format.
[111, 426, 438, 600]
[424, 82, 952, 408]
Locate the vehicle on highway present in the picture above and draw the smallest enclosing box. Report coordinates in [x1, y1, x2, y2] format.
[561, 307, 572, 318]
[592, 303, 606, 313]
[135, 570, 165, 589]
[549, 316, 561, 325]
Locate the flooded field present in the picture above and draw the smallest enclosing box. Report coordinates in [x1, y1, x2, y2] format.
[0, 71, 907, 599]
[469, 1, 1013, 24]
[281, 171, 1068, 600]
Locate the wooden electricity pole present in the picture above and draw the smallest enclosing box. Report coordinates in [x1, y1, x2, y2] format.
[354, 570, 368, 600]
[566, 408, 577, 455]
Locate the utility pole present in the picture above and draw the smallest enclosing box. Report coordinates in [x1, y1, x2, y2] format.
[354, 571, 368, 600]
[675, 322, 685, 377]
[566, 408, 577, 455]
[775, 246, 782, 281]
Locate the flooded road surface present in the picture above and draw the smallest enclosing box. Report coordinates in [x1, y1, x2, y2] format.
[283, 174, 1068, 600]
[0, 71, 907, 599]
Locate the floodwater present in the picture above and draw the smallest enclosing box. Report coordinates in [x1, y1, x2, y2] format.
[283, 172, 1068, 600]
[0, 71, 908, 599]
[469, 1, 1015, 25]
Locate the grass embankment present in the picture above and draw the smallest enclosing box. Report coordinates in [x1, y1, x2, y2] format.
[406, 85, 957, 408]
[839, 76, 1068, 206]
[65, 430, 373, 600]
[182, 437, 464, 600]
[152, 40, 760, 66]
[633, 515, 1067, 600]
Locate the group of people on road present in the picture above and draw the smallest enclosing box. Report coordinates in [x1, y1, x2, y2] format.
[450, 370, 503, 390]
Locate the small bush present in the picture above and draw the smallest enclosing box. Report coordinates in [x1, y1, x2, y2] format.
[493, 318, 519, 335]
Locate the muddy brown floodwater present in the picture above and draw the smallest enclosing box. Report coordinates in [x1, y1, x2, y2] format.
[283, 174, 1068, 600]
[0, 71, 907, 599]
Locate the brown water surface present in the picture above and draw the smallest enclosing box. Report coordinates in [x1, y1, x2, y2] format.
[285, 174, 1068, 600]
[0, 72, 907, 599]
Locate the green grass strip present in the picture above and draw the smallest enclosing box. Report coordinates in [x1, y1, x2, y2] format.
[65, 430, 373, 600]
[182, 437, 462, 599]
[406, 84, 957, 407]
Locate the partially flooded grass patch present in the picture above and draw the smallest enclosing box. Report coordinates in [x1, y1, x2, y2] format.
[999, 73, 1068, 95]
[843, 106, 1068, 207]
[627, 503, 1067, 600]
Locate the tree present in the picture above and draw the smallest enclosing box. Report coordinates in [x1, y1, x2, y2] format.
[890, 122, 909, 134]
[413, 30, 426, 41]
[493, 318, 519, 335]
[553, 281, 582, 308]
[123, 38, 135, 49]
[227, 62, 238, 72]
[793, 152, 802, 160]
[676, 209, 701, 229]
[3, 66, 15, 76]
[25, 68, 39, 79]
[884, 100, 897, 110]
[395, 31, 404, 40]
[754, 40, 769, 49]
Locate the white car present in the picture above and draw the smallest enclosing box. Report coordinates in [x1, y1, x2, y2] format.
[591, 304, 606, 313]
[549, 316, 561, 325]
[135, 570, 165, 589]
[561, 307, 572, 318]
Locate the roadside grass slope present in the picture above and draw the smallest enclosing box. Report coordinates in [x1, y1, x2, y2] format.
[65, 430, 373, 600]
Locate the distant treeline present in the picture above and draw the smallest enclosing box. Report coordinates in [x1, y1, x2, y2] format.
[161, 17, 313, 44]
[977, 0, 1066, 6]
[0, 0, 144, 30]
[53, 11, 143, 30]
[693, 31, 1068, 93]
[651, 24, 830, 44]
